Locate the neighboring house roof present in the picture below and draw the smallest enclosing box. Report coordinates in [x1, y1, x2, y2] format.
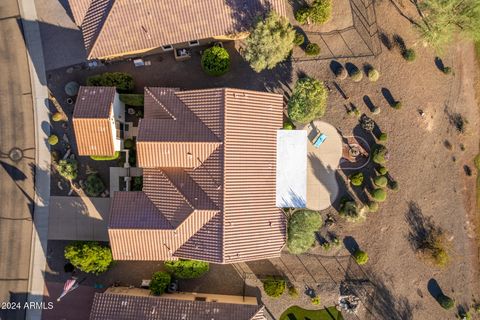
[89, 293, 266, 320]
[109, 87, 286, 263]
[68, 0, 287, 59]
[73, 86, 116, 156]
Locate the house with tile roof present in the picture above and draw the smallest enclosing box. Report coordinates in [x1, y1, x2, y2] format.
[73, 86, 290, 263]
[66, 0, 287, 60]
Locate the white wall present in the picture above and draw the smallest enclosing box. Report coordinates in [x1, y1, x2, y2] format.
[110, 92, 125, 151]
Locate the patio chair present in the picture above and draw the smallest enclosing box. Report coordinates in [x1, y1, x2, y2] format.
[313, 133, 327, 148]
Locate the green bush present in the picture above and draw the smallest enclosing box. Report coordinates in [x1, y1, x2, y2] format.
[353, 250, 369, 265]
[368, 201, 379, 213]
[373, 175, 388, 188]
[377, 166, 388, 175]
[305, 43, 320, 56]
[309, 0, 333, 24]
[90, 151, 120, 161]
[392, 101, 402, 109]
[164, 259, 209, 279]
[339, 200, 363, 222]
[150, 271, 171, 296]
[48, 134, 59, 146]
[124, 138, 135, 149]
[293, 32, 305, 46]
[349, 172, 364, 186]
[437, 294, 454, 310]
[379, 133, 388, 142]
[372, 144, 388, 164]
[86, 72, 134, 93]
[350, 67, 363, 82]
[402, 48, 416, 62]
[85, 174, 106, 197]
[287, 210, 322, 254]
[244, 12, 295, 72]
[294, 7, 310, 24]
[389, 180, 399, 191]
[372, 188, 387, 202]
[288, 77, 328, 124]
[64, 241, 112, 274]
[52, 112, 63, 122]
[367, 68, 380, 82]
[263, 277, 286, 298]
[283, 118, 296, 130]
[56, 159, 78, 180]
[132, 176, 143, 191]
[119, 94, 144, 107]
[311, 296, 321, 305]
[442, 66, 452, 75]
[201, 46, 231, 76]
[288, 285, 299, 298]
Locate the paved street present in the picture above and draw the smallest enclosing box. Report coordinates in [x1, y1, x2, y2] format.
[0, 0, 35, 319]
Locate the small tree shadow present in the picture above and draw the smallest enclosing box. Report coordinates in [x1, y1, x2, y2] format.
[343, 236, 359, 254]
[381, 88, 396, 106]
[330, 60, 344, 75]
[379, 32, 393, 50]
[427, 278, 443, 299]
[405, 202, 442, 252]
[345, 62, 360, 76]
[393, 34, 406, 53]
[434, 57, 445, 72]
[363, 95, 376, 112]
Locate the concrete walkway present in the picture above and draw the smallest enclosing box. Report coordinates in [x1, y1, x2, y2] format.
[48, 196, 110, 241]
[17, 0, 51, 319]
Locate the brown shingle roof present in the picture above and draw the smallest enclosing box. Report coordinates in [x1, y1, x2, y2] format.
[89, 293, 266, 320]
[68, 0, 287, 59]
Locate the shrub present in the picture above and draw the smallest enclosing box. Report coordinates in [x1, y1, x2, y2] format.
[86, 72, 134, 93]
[150, 271, 171, 296]
[392, 101, 402, 109]
[85, 174, 106, 197]
[389, 180, 399, 191]
[367, 68, 380, 82]
[244, 12, 295, 72]
[288, 285, 299, 298]
[201, 46, 231, 76]
[402, 48, 416, 62]
[48, 134, 59, 146]
[52, 112, 63, 122]
[294, 7, 310, 24]
[377, 166, 388, 175]
[119, 94, 144, 107]
[293, 32, 305, 46]
[124, 138, 135, 149]
[368, 201, 379, 213]
[56, 159, 78, 180]
[437, 294, 454, 310]
[309, 0, 333, 24]
[164, 260, 209, 279]
[305, 43, 320, 56]
[339, 200, 364, 222]
[132, 176, 143, 191]
[360, 115, 375, 131]
[474, 154, 480, 170]
[353, 250, 369, 265]
[64, 241, 112, 274]
[350, 66, 363, 82]
[90, 151, 120, 161]
[334, 65, 348, 80]
[379, 133, 388, 142]
[372, 188, 387, 202]
[442, 66, 452, 74]
[372, 144, 388, 164]
[311, 296, 321, 305]
[263, 277, 286, 298]
[287, 210, 322, 254]
[283, 118, 296, 130]
[288, 77, 328, 124]
[349, 172, 364, 186]
[321, 236, 340, 251]
[373, 175, 388, 188]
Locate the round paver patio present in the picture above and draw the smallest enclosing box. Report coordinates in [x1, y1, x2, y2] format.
[298, 121, 343, 210]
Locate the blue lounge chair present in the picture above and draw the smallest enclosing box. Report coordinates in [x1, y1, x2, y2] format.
[313, 133, 327, 148]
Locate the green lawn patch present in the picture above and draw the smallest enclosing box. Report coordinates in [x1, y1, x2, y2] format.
[280, 306, 344, 320]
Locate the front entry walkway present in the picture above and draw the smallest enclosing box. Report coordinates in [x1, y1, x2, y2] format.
[48, 196, 110, 241]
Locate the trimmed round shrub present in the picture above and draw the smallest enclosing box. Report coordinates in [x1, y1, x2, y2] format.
[339, 200, 363, 222]
[64, 241, 112, 274]
[56, 159, 78, 180]
[52, 112, 63, 122]
[263, 277, 286, 298]
[442, 66, 452, 75]
[402, 48, 416, 62]
[294, 7, 310, 24]
[373, 175, 388, 188]
[389, 180, 399, 191]
[367, 68, 380, 82]
[85, 174, 106, 197]
[201, 46, 230, 76]
[48, 134, 59, 146]
[287, 210, 322, 254]
[377, 166, 388, 175]
[164, 259, 209, 279]
[150, 271, 171, 296]
[372, 106, 381, 115]
[378, 133, 388, 142]
[371, 144, 388, 164]
[349, 172, 364, 187]
[288, 77, 328, 124]
[334, 65, 348, 80]
[309, 0, 333, 24]
[392, 101, 402, 109]
[372, 188, 387, 202]
[353, 250, 369, 265]
[437, 294, 454, 310]
[293, 32, 305, 46]
[350, 67, 363, 82]
[124, 138, 134, 149]
[305, 43, 320, 56]
[288, 285, 299, 298]
[368, 201, 379, 213]
[311, 296, 321, 305]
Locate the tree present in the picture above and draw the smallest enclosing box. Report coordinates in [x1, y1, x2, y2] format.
[85, 174, 106, 197]
[287, 210, 322, 254]
[243, 12, 295, 72]
[201, 46, 230, 76]
[64, 241, 112, 274]
[416, 0, 480, 50]
[56, 159, 78, 180]
[288, 77, 328, 124]
[263, 277, 286, 297]
[164, 260, 209, 279]
[353, 250, 369, 265]
[150, 271, 171, 295]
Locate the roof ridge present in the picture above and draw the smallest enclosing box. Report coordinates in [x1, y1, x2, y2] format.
[83, 0, 116, 58]
[158, 169, 195, 210]
[145, 87, 177, 120]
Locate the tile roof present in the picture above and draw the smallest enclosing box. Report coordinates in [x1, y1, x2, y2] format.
[108, 88, 285, 263]
[89, 293, 266, 320]
[68, 0, 287, 59]
[73, 86, 115, 118]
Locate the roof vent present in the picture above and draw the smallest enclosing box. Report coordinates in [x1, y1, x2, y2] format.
[121, 300, 128, 307]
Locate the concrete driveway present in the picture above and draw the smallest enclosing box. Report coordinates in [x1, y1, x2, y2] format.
[48, 196, 110, 241]
[0, 0, 35, 318]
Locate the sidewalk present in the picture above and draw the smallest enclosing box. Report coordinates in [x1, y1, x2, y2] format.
[17, 0, 51, 319]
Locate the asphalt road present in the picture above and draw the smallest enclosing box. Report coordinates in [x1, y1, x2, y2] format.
[0, 0, 35, 319]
